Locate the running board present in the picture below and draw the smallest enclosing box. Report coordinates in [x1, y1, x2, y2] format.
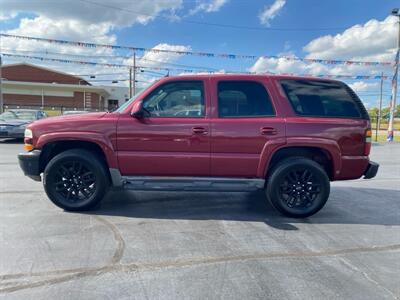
[122, 176, 265, 192]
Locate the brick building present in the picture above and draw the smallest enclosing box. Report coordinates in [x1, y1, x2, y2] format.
[1, 63, 110, 112]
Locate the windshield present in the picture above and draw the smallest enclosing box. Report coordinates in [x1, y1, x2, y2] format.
[0, 110, 37, 121]
[115, 84, 152, 113]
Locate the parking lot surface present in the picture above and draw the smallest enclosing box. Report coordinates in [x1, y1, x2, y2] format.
[0, 140, 399, 299]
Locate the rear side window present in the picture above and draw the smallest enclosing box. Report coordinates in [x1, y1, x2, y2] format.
[280, 80, 368, 119]
[218, 81, 275, 117]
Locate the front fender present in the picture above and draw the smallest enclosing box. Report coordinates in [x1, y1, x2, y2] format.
[36, 132, 119, 169]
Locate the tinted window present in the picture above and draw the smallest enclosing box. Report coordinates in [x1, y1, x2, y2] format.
[218, 81, 274, 117]
[142, 81, 204, 117]
[280, 80, 364, 118]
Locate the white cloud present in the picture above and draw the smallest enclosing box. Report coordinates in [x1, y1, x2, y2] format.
[0, 0, 192, 86]
[349, 81, 378, 92]
[6, 16, 116, 45]
[249, 16, 398, 108]
[189, 0, 229, 15]
[0, 15, 117, 65]
[137, 43, 191, 68]
[0, 0, 183, 28]
[249, 56, 329, 75]
[250, 16, 397, 77]
[118, 43, 192, 87]
[303, 16, 398, 62]
[0, 11, 17, 21]
[259, 0, 286, 26]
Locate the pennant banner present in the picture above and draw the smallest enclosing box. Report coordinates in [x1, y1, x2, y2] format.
[0, 33, 394, 67]
[1, 53, 389, 80]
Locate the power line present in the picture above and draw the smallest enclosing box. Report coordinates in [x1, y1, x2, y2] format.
[1, 52, 390, 80]
[1, 53, 209, 73]
[0, 33, 394, 66]
[79, 0, 399, 32]
[1, 47, 219, 71]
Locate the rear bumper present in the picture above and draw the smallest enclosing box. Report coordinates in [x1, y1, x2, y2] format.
[363, 161, 379, 179]
[18, 150, 41, 181]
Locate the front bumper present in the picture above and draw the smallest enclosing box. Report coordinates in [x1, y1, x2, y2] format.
[18, 150, 41, 181]
[363, 161, 379, 179]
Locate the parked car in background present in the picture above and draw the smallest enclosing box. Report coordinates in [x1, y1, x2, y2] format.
[0, 109, 47, 139]
[18, 74, 378, 217]
[62, 110, 88, 116]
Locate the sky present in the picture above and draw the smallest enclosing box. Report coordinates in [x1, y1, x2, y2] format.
[0, 0, 399, 108]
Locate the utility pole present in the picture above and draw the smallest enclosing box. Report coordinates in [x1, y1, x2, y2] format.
[129, 67, 132, 98]
[0, 34, 3, 114]
[376, 72, 384, 141]
[133, 52, 136, 96]
[387, 8, 400, 141]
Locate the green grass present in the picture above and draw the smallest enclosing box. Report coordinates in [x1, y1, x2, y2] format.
[370, 122, 400, 131]
[372, 134, 398, 142]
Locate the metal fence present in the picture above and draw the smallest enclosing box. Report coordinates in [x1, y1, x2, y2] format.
[3, 104, 107, 117]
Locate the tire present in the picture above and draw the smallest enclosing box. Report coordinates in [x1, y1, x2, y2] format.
[266, 157, 330, 218]
[43, 149, 109, 211]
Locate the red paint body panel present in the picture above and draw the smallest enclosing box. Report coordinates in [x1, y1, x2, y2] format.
[26, 74, 371, 181]
[116, 114, 210, 176]
[28, 112, 119, 169]
[207, 76, 286, 177]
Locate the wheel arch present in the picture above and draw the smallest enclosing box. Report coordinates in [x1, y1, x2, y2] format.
[263, 144, 339, 180]
[38, 137, 116, 183]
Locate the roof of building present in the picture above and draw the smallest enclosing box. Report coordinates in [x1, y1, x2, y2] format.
[1, 63, 91, 85]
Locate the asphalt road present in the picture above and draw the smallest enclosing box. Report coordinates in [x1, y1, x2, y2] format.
[0, 140, 399, 299]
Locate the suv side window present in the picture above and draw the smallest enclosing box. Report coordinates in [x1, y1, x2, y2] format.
[218, 81, 275, 117]
[280, 80, 366, 118]
[142, 81, 205, 117]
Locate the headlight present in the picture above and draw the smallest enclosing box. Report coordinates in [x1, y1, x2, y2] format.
[24, 128, 33, 138]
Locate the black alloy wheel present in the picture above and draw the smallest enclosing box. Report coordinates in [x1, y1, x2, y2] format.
[53, 161, 97, 204]
[266, 157, 330, 218]
[43, 149, 109, 211]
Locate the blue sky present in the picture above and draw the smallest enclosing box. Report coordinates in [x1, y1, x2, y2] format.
[0, 0, 399, 107]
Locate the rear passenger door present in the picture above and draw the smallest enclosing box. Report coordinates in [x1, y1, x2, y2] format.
[210, 79, 285, 177]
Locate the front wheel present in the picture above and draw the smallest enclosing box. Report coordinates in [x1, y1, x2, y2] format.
[43, 149, 109, 211]
[266, 157, 330, 218]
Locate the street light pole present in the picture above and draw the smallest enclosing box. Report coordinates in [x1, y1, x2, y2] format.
[133, 52, 136, 96]
[0, 33, 3, 113]
[376, 72, 384, 142]
[0, 54, 3, 114]
[387, 8, 400, 141]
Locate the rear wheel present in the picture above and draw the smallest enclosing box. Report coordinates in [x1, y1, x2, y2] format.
[266, 157, 330, 218]
[43, 149, 109, 211]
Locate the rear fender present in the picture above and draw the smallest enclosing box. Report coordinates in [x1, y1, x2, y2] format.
[260, 137, 341, 179]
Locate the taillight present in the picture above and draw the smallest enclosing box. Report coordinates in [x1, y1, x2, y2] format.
[364, 129, 372, 156]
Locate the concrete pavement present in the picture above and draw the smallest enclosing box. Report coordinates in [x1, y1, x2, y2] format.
[0, 140, 399, 299]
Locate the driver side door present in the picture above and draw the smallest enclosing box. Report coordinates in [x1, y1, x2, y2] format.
[116, 80, 211, 176]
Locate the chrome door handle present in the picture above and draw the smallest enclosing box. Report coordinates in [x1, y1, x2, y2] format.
[192, 127, 208, 134]
[260, 127, 278, 135]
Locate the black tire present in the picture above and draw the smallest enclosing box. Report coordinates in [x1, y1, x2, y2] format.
[43, 149, 109, 211]
[266, 157, 330, 218]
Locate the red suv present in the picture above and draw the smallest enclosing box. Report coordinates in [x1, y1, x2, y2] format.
[18, 74, 378, 217]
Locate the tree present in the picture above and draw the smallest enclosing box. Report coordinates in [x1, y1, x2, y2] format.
[368, 107, 378, 117]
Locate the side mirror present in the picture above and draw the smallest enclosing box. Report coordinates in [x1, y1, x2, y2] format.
[130, 102, 150, 118]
